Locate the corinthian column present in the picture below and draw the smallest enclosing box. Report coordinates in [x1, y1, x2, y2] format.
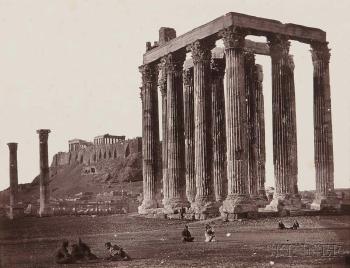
[7, 143, 22, 219]
[286, 55, 300, 202]
[163, 52, 188, 211]
[310, 42, 339, 210]
[266, 35, 301, 211]
[158, 58, 169, 205]
[183, 65, 196, 204]
[254, 64, 268, 206]
[187, 39, 219, 218]
[138, 63, 160, 213]
[219, 27, 257, 215]
[244, 51, 259, 203]
[37, 129, 52, 217]
[211, 56, 227, 202]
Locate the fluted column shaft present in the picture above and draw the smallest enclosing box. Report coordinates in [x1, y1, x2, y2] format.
[268, 35, 300, 210]
[220, 28, 256, 214]
[286, 56, 298, 196]
[7, 143, 18, 210]
[187, 39, 218, 217]
[244, 52, 258, 199]
[139, 64, 159, 212]
[183, 67, 196, 204]
[37, 129, 51, 216]
[158, 59, 169, 204]
[255, 64, 268, 203]
[164, 52, 187, 210]
[211, 58, 227, 202]
[310, 42, 339, 210]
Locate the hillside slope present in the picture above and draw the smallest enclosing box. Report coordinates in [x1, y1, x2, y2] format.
[0, 152, 143, 206]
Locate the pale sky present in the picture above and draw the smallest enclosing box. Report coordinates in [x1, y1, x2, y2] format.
[0, 0, 349, 191]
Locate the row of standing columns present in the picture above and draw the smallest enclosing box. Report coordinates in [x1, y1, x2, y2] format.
[139, 26, 339, 217]
[7, 129, 51, 219]
[94, 137, 121, 145]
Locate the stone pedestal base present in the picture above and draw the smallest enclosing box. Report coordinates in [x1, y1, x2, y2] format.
[221, 194, 258, 215]
[311, 195, 340, 211]
[138, 199, 158, 214]
[253, 195, 269, 208]
[39, 207, 52, 217]
[9, 207, 24, 220]
[190, 199, 220, 220]
[163, 198, 189, 214]
[265, 194, 302, 212]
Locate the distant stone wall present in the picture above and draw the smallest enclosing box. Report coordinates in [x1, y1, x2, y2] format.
[51, 137, 142, 168]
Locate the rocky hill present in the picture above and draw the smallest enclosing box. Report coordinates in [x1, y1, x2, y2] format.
[0, 138, 144, 206]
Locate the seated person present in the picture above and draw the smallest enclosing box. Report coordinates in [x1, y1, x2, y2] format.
[71, 238, 98, 261]
[182, 225, 194, 242]
[105, 242, 131, 261]
[78, 238, 98, 260]
[278, 220, 286, 230]
[204, 224, 215, 242]
[55, 240, 74, 264]
[291, 220, 300, 230]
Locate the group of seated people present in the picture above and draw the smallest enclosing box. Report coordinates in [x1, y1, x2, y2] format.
[54, 238, 131, 264]
[182, 224, 215, 242]
[278, 220, 300, 230]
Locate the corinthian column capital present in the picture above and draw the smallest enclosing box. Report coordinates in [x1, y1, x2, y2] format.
[268, 34, 290, 60]
[37, 129, 51, 142]
[219, 27, 246, 50]
[164, 52, 186, 75]
[139, 64, 157, 83]
[158, 57, 167, 96]
[187, 39, 215, 64]
[310, 42, 330, 64]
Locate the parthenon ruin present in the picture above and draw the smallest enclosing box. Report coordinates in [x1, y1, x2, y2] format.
[138, 12, 340, 218]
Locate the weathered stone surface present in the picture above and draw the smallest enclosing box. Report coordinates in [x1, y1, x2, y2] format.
[37, 129, 52, 217]
[244, 51, 259, 203]
[138, 64, 160, 213]
[220, 27, 257, 215]
[163, 52, 188, 212]
[265, 35, 301, 211]
[254, 64, 268, 207]
[143, 12, 325, 64]
[7, 143, 23, 219]
[211, 57, 227, 202]
[188, 38, 219, 218]
[310, 42, 339, 211]
[183, 66, 196, 204]
[51, 138, 142, 167]
[159, 27, 176, 45]
[158, 58, 169, 206]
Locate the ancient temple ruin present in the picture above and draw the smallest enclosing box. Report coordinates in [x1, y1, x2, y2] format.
[138, 12, 339, 218]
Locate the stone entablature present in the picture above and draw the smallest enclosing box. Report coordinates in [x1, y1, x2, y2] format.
[93, 134, 126, 145]
[52, 137, 142, 168]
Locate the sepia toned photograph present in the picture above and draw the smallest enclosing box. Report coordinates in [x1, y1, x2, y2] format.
[0, 1, 349, 267]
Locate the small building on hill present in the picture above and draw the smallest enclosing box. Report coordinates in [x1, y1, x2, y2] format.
[68, 139, 92, 152]
[94, 134, 125, 145]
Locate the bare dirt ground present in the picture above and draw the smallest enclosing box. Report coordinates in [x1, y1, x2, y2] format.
[0, 214, 349, 267]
